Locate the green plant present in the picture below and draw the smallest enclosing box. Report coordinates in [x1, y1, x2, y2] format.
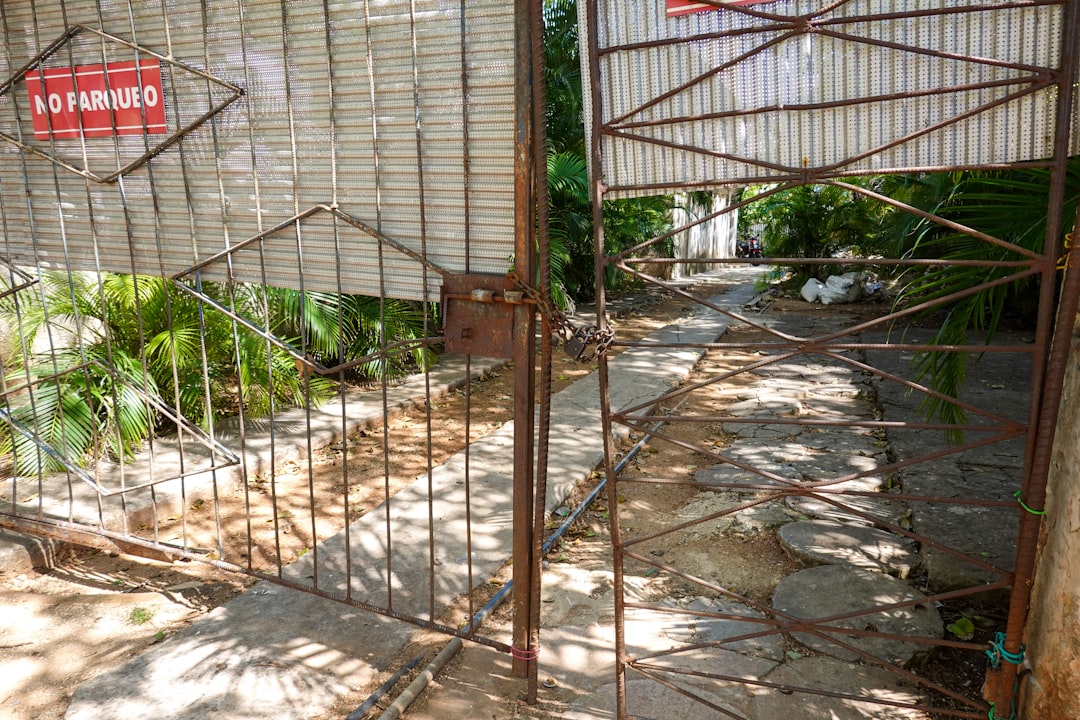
[128, 606, 154, 626]
[738, 181, 884, 279]
[0, 271, 432, 473]
[540, 0, 676, 303]
[547, 150, 591, 303]
[543, 0, 586, 157]
[891, 158, 1079, 436]
[259, 287, 435, 382]
[946, 616, 976, 641]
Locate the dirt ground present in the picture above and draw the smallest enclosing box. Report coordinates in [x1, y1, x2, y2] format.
[0, 279, 720, 720]
[2, 277, 987, 720]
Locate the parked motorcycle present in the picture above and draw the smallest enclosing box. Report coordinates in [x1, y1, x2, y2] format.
[735, 236, 764, 264]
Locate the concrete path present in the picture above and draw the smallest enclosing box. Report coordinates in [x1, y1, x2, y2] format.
[57, 266, 762, 719]
[0, 354, 507, 535]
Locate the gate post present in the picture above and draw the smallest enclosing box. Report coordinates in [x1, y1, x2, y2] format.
[510, 0, 539, 682]
[986, 0, 1080, 715]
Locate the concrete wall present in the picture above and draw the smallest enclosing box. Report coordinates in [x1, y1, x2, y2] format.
[671, 192, 738, 279]
[1022, 311, 1080, 719]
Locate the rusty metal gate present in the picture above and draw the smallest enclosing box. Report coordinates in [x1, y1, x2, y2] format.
[0, 0, 552, 683]
[584, 1, 1080, 718]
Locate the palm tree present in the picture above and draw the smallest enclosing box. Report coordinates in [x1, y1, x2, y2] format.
[543, 0, 585, 156]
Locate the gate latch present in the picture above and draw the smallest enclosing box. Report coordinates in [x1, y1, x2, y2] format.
[441, 274, 523, 359]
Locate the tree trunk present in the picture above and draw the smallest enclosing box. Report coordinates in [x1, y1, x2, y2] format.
[1021, 312, 1080, 719]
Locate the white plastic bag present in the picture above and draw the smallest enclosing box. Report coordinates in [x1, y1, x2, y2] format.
[800, 278, 825, 303]
[818, 272, 865, 305]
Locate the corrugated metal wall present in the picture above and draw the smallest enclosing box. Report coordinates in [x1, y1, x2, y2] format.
[581, 0, 1078, 199]
[0, 1, 517, 300]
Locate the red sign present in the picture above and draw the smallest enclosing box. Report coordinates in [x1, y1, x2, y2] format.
[666, 0, 776, 16]
[25, 59, 167, 139]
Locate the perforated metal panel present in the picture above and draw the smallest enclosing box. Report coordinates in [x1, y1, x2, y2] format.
[583, 1, 1080, 718]
[0, 1, 517, 300]
[581, 0, 1077, 199]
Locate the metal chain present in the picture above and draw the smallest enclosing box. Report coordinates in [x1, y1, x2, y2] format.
[511, 274, 614, 362]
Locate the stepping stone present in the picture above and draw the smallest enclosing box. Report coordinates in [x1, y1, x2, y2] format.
[755, 363, 857, 386]
[723, 442, 886, 486]
[786, 494, 909, 527]
[626, 596, 785, 662]
[903, 465, 1018, 502]
[805, 395, 873, 418]
[726, 395, 803, 418]
[675, 490, 799, 535]
[695, 461, 886, 498]
[721, 422, 798, 441]
[910, 501, 1016, 596]
[806, 383, 865, 399]
[799, 429, 881, 453]
[901, 465, 1018, 596]
[772, 565, 942, 665]
[695, 462, 800, 488]
[778, 521, 920, 578]
[751, 656, 926, 719]
[565, 671, 759, 720]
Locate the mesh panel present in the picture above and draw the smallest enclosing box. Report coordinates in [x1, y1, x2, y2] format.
[0, 0, 516, 300]
[580, 0, 1077, 199]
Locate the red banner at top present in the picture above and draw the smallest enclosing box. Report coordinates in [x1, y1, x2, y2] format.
[26, 59, 167, 139]
[666, 0, 776, 16]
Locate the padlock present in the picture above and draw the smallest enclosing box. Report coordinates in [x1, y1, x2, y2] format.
[564, 327, 591, 360]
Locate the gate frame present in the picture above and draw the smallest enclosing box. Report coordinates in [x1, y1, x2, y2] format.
[0, 0, 549, 681]
[583, 1, 1080, 717]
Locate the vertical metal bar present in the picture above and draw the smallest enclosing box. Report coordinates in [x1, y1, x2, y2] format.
[405, 0, 439, 621]
[583, 2, 629, 718]
[527, 0, 551, 704]
[360, 0, 395, 610]
[319, 0, 354, 602]
[458, 0, 478, 632]
[511, 0, 538, 680]
[229, 0, 266, 574]
[986, 0, 1080, 711]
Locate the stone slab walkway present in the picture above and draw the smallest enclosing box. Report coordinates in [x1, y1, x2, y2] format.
[2, 266, 1029, 719]
[411, 295, 1027, 720]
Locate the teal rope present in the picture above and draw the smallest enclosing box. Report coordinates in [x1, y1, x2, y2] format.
[986, 632, 1025, 668]
[1014, 490, 1046, 515]
[985, 633, 1024, 719]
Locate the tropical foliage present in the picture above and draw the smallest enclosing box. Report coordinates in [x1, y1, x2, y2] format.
[543, 0, 586, 157]
[737, 160, 1078, 434]
[737, 181, 887, 279]
[887, 159, 1080, 430]
[0, 272, 430, 474]
[542, 0, 675, 302]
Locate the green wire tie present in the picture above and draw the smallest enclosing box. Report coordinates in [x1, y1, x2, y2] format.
[1014, 490, 1046, 515]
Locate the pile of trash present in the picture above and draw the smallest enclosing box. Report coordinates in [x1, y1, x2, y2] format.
[800, 271, 882, 305]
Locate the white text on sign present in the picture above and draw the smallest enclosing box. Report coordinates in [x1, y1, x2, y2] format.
[26, 59, 167, 139]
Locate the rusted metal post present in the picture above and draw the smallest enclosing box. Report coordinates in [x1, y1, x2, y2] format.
[510, 0, 538, 681]
[527, 0, 552, 705]
[583, 1, 630, 717]
[984, 0, 1080, 715]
